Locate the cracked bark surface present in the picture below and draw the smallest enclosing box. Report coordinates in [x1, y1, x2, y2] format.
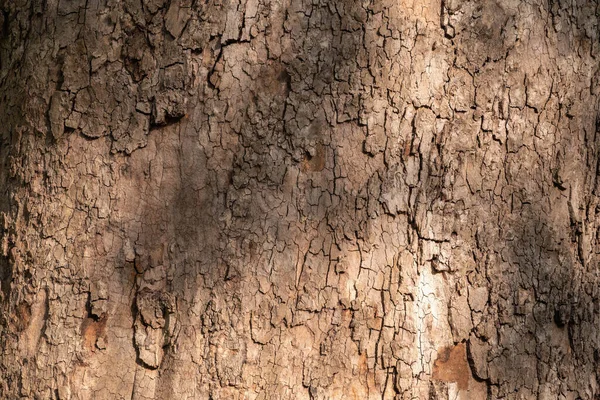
[0, 0, 599, 399]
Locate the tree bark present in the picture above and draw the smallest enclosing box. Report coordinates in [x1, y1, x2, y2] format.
[1, 0, 599, 399]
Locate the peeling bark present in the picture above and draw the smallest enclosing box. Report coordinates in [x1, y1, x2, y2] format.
[1, 0, 600, 399]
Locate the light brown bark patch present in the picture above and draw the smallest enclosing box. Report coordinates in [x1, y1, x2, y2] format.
[19, 290, 47, 357]
[301, 144, 326, 172]
[81, 316, 107, 350]
[432, 342, 470, 390]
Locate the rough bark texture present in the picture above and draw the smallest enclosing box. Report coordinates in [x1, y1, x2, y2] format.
[1, 0, 600, 399]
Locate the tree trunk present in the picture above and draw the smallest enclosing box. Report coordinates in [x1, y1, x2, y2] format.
[1, 0, 599, 398]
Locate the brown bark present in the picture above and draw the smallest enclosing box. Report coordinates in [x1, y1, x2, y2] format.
[0, 0, 599, 399]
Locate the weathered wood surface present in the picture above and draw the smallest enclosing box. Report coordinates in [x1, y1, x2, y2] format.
[0, 0, 599, 398]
